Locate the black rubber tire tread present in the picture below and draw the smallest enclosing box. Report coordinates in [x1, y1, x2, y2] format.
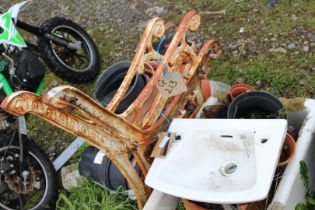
[37, 17, 100, 83]
[94, 61, 132, 101]
[0, 140, 58, 210]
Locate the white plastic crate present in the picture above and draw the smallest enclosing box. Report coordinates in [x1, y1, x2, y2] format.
[269, 99, 315, 209]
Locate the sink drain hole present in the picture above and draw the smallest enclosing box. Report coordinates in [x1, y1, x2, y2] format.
[221, 162, 238, 176]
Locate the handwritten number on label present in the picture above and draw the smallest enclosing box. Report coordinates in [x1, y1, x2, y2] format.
[158, 79, 166, 87]
[158, 79, 177, 94]
[165, 88, 172, 94]
[168, 80, 177, 88]
[156, 72, 188, 98]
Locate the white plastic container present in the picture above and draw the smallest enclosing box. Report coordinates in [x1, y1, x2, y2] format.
[268, 99, 315, 209]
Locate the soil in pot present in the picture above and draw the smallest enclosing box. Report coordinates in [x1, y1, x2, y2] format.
[242, 110, 279, 119]
[280, 147, 290, 164]
[195, 202, 225, 210]
[278, 133, 296, 167]
[200, 104, 228, 119]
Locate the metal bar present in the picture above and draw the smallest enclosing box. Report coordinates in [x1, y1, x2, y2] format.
[106, 18, 165, 113]
[16, 20, 41, 35]
[43, 33, 78, 50]
[1, 92, 130, 154]
[122, 11, 200, 122]
[43, 86, 153, 146]
[53, 137, 85, 171]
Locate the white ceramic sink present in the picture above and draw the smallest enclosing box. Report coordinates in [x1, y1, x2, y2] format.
[145, 119, 287, 203]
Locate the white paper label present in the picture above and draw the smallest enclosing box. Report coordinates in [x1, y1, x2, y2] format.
[156, 72, 188, 98]
[93, 150, 105, 164]
[159, 136, 170, 148]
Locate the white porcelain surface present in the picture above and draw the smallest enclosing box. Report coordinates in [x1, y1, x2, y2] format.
[145, 119, 287, 203]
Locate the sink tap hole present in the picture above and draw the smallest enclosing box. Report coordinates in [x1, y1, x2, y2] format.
[261, 138, 268, 144]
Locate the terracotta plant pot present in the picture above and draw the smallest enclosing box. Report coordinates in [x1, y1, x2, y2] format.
[183, 200, 225, 210]
[229, 83, 255, 100]
[238, 200, 267, 210]
[200, 80, 231, 100]
[201, 79, 211, 100]
[238, 204, 249, 210]
[183, 200, 207, 210]
[278, 133, 296, 167]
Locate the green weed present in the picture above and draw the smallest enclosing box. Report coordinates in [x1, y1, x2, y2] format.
[295, 161, 315, 210]
[56, 179, 136, 210]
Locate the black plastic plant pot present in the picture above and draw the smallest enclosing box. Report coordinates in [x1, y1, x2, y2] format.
[153, 36, 172, 55]
[78, 146, 141, 191]
[94, 61, 147, 113]
[227, 91, 283, 119]
[152, 36, 190, 55]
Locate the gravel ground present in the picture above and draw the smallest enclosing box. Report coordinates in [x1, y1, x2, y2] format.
[1, 0, 166, 31]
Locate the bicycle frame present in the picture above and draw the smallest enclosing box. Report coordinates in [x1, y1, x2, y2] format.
[15, 19, 78, 50]
[0, 71, 44, 96]
[0, 68, 44, 175]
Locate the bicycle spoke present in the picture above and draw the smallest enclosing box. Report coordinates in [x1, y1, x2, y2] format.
[19, 194, 25, 210]
[50, 27, 92, 71]
[75, 54, 86, 65]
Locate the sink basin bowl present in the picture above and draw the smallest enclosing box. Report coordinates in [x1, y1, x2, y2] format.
[145, 119, 287, 203]
[160, 130, 257, 193]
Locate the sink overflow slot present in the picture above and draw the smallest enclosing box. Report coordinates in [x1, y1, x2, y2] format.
[220, 135, 233, 138]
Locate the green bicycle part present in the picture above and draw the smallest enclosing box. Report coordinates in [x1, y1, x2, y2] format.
[35, 78, 44, 96]
[0, 73, 13, 95]
[0, 61, 8, 72]
[0, 10, 27, 47]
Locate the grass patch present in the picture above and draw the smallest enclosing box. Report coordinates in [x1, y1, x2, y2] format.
[280, 97, 306, 111]
[210, 55, 315, 98]
[70, 142, 90, 164]
[57, 179, 136, 210]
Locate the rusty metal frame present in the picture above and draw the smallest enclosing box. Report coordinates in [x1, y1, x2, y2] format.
[1, 10, 221, 209]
